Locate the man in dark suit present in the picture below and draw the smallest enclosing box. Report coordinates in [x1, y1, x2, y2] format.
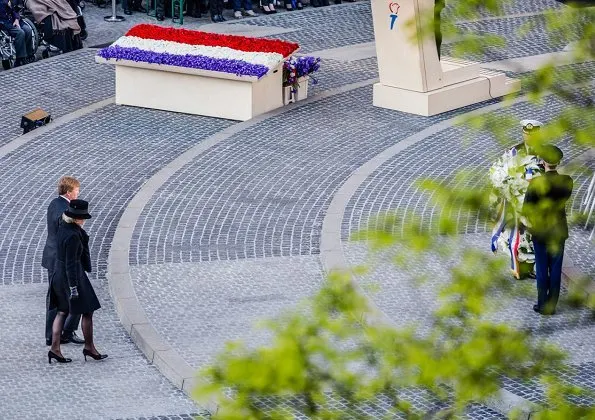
[522, 145, 573, 315]
[43, 177, 84, 345]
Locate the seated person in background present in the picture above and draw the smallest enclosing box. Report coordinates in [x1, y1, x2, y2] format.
[209, 0, 224, 22]
[258, 0, 276, 14]
[0, 0, 34, 66]
[122, 0, 147, 15]
[185, 0, 201, 18]
[27, 0, 81, 52]
[232, 0, 256, 18]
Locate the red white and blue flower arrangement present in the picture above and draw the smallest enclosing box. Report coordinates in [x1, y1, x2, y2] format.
[96, 24, 301, 78]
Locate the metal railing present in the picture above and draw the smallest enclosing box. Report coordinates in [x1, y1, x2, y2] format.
[582, 172, 595, 241]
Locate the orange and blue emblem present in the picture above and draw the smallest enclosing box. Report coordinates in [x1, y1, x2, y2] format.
[389, 2, 400, 30]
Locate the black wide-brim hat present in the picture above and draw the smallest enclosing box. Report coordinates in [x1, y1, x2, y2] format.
[64, 199, 92, 220]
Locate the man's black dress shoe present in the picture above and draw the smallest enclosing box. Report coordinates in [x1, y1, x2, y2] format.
[46, 336, 71, 345]
[156, 13, 165, 20]
[124, 8, 132, 14]
[218, 14, 226, 21]
[533, 304, 556, 316]
[62, 332, 85, 345]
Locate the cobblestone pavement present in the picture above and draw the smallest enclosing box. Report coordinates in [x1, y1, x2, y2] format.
[129, 86, 503, 266]
[131, 256, 325, 368]
[234, 0, 579, 60]
[343, 236, 595, 406]
[0, 283, 202, 419]
[1, 0, 594, 418]
[0, 49, 114, 146]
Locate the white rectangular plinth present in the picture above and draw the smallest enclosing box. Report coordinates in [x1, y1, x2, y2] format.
[110, 61, 283, 121]
[441, 57, 480, 87]
[371, 0, 443, 92]
[373, 71, 520, 116]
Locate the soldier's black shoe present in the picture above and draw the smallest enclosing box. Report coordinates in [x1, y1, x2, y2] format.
[62, 332, 85, 344]
[156, 13, 165, 20]
[46, 336, 71, 345]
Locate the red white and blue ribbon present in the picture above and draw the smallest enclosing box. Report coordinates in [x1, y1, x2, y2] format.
[491, 200, 521, 278]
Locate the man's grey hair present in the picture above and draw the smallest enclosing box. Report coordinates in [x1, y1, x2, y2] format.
[62, 213, 75, 224]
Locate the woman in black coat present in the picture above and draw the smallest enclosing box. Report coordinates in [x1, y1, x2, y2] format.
[48, 199, 107, 364]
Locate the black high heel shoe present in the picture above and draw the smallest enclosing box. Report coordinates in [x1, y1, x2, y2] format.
[48, 350, 72, 364]
[83, 348, 108, 361]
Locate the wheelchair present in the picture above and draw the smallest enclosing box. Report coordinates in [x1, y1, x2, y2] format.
[0, 18, 40, 70]
[20, 0, 88, 59]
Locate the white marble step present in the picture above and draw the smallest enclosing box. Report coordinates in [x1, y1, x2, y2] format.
[440, 56, 480, 87]
[477, 68, 520, 97]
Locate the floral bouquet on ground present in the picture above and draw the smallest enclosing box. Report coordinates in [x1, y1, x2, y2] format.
[489, 148, 544, 272]
[96, 24, 300, 78]
[282, 56, 321, 92]
[489, 152, 543, 214]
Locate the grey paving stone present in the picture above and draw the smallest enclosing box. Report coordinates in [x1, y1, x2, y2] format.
[0, 49, 114, 146]
[447, 13, 587, 62]
[444, 0, 564, 18]
[465, 403, 506, 420]
[0, 104, 233, 286]
[131, 255, 325, 369]
[567, 229, 595, 278]
[307, 57, 379, 95]
[233, 0, 581, 60]
[500, 362, 595, 406]
[342, 235, 595, 407]
[341, 87, 593, 244]
[228, 388, 504, 418]
[130, 85, 500, 266]
[229, 3, 375, 53]
[0, 283, 201, 419]
[115, 414, 209, 420]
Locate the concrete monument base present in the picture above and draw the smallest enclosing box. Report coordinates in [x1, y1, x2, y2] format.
[370, 0, 520, 116]
[373, 65, 521, 117]
[96, 57, 283, 121]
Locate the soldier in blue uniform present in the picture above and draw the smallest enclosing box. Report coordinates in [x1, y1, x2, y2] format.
[522, 145, 573, 315]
